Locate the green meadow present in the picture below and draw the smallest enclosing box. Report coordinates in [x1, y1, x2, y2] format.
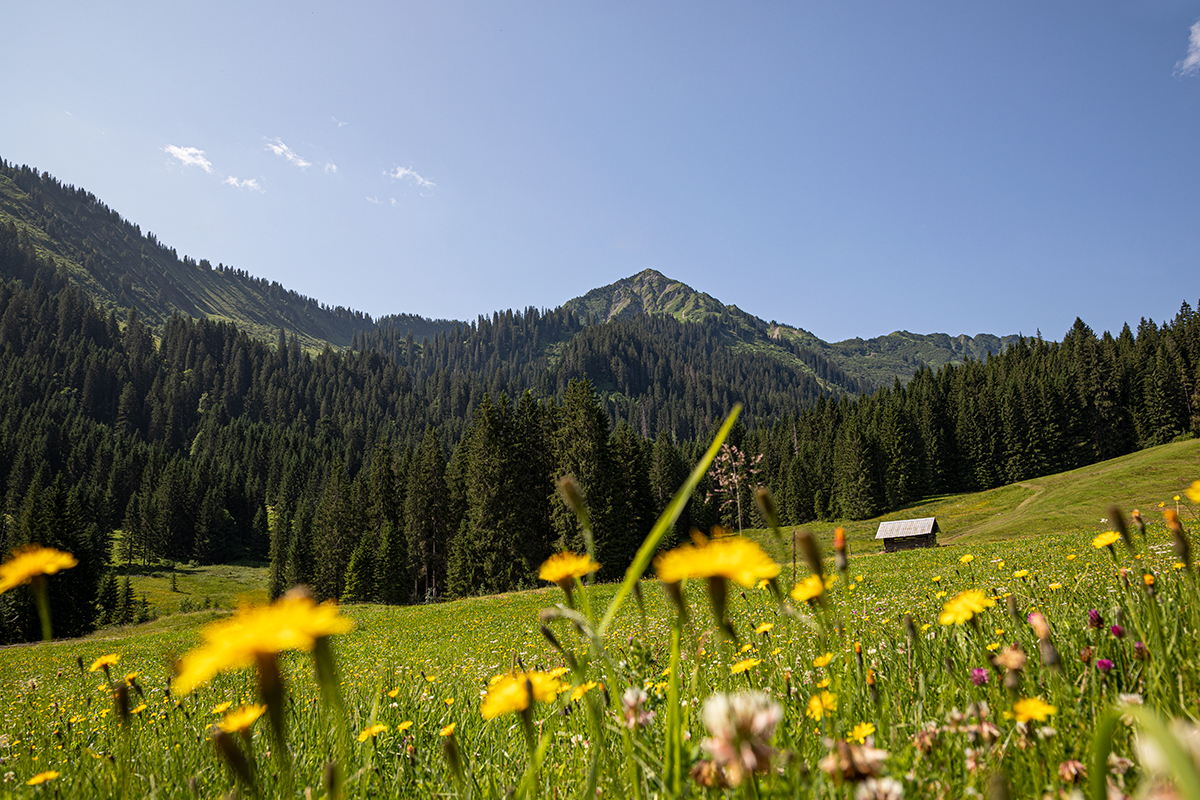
[1, 438, 1198, 798]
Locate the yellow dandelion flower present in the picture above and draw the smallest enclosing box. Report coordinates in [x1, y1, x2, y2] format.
[219, 704, 266, 734]
[1048, 583, 1062, 590]
[357, 723, 388, 742]
[755, 578, 770, 590]
[1175, 562, 1187, 571]
[987, 642, 1000, 651]
[805, 691, 837, 721]
[88, 654, 119, 673]
[387, 688, 399, 698]
[131, 703, 147, 715]
[935, 590, 947, 598]
[939, 589, 995, 625]
[1186, 481, 1200, 504]
[440, 723, 456, 737]
[932, 575, 942, 583]
[211, 701, 233, 715]
[397, 720, 413, 733]
[959, 554, 974, 564]
[815, 677, 831, 688]
[538, 551, 600, 584]
[737, 643, 754, 654]
[1067, 554, 1077, 561]
[771, 647, 782, 655]
[1144, 574, 1155, 586]
[26, 771, 59, 786]
[1174, 495, 1182, 502]
[1092, 531, 1121, 549]
[790, 574, 825, 603]
[570, 681, 599, 703]
[0, 546, 77, 593]
[653, 535, 780, 587]
[848, 722, 876, 743]
[173, 593, 353, 694]
[1012, 570, 1029, 579]
[812, 652, 833, 668]
[480, 671, 567, 720]
[1012, 697, 1056, 723]
[755, 622, 774, 634]
[730, 658, 761, 675]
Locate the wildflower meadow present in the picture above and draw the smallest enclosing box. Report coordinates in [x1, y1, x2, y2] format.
[2, 408, 1200, 799]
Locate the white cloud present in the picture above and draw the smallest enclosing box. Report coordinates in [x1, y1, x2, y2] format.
[163, 145, 215, 173]
[1176, 21, 1200, 76]
[332, 116, 348, 128]
[366, 196, 382, 204]
[390, 198, 397, 206]
[386, 165, 436, 189]
[223, 176, 263, 192]
[265, 138, 312, 168]
[325, 162, 338, 173]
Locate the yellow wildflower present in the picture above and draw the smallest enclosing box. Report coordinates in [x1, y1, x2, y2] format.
[959, 554, 974, 564]
[939, 589, 995, 626]
[387, 688, 399, 698]
[1012, 697, 1057, 723]
[0, 546, 77, 593]
[397, 720, 413, 733]
[570, 681, 599, 703]
[1092, 531, 1121, 549]
[173, 593, 353, 694]
[755, 622, 774, 634]
[219, 704, 266, 733]
[805, 691, 837, 720]
[813, 652, 833, 668]
[1012, 570, 1029, 579]
[1048, 583, 1062, 590]
[730, 658, 761, 675]
[1186, 481, 1200, 504]
[791, 574, 825, 603]
[26, 771, 59, 786]
[538, 552, 600, 584]
[654, 535, 780, 587]
[88, 654, 119, 673]
[848, 722, 876, 743]
[440, 723, 456, 736]
[212, 701, 233, 714]
[357, 723, 388, 742]
[480, 671, 567, 720]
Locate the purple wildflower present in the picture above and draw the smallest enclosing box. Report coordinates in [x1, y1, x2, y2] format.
[1096, 658, 1114, 673]
[1087, 609, 1103, 629]
[1110, 624, 1125, 639]
[970, 668, 989, 686]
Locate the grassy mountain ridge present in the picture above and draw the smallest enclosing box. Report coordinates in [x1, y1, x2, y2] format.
[1, 157, 1016, 391]
[564, 268, 1021, 388]
[0, 160, 378, 351]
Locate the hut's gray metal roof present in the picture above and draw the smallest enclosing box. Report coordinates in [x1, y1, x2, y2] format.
[874, 518, 939, 540]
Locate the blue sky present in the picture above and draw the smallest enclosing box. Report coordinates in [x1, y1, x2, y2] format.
[3, 2, 1199, 342]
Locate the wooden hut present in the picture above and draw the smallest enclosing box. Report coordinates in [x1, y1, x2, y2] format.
[874, 517, 939, 552]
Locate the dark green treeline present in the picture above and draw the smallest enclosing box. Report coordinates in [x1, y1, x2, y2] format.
[1, 228, 1199, 642]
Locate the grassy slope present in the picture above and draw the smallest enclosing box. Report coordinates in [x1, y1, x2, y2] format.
[770, 437, 1200, 561]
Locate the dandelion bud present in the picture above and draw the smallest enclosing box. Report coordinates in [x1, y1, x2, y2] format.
[557, 475, 586, 517]
[754, 487, 780, 531]
[795, 530, 823, 581]
[1006, 595, 1021, 626]
[1080, 646, 1093, 666]
[1133, 641, 1150, 661]
[833, 528, 848, 575]
[75, 656, 84, 672]
[1119, 568, 1130, 590]
[322, 761, 338, 797]
[903, 614, 918, 642]
[1142, 573, 1156, 598]
[1038, 639, 1061, 670]
[1108, 506, 1134, 552]
[1131, 509, 1146, 540]
[1165, 509, 1191, 570]
[1027, 612, 1051, 641]
[113, 681, 130, 726]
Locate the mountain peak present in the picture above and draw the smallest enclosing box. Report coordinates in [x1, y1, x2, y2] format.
[564, 269, 727, 324]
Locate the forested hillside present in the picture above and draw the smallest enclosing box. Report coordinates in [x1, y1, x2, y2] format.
[0, 160, 376, 349]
